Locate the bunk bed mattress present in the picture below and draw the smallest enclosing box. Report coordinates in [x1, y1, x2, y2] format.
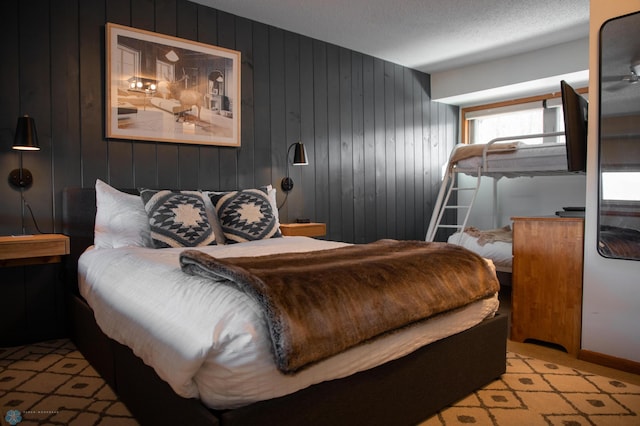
[454, 143, 569, 177]
[78, 236, 499, 410]
[447, 232, 512, 270]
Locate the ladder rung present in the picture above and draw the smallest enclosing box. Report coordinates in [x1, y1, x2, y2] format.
[444, 205, 471, 210]
[437, 225, 463, 229]
[451, 187, 477, 191]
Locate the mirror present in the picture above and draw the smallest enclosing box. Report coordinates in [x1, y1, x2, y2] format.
[598, 11, 640, 261]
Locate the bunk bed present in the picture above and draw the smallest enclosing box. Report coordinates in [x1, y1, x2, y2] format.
[425, 132, 571, 273]
[426, 81, 588, 278]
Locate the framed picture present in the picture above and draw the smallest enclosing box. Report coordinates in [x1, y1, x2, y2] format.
[106, 23, 241, 147]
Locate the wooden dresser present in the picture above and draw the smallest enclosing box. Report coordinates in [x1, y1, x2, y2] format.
[510, 217, 584, 356]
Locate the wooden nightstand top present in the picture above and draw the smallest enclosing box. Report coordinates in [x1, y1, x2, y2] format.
[280, 223, 326, 237]
[0, 234, 70, 266]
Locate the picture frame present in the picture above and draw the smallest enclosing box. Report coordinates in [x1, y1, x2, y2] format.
[106, 23, 241, 147]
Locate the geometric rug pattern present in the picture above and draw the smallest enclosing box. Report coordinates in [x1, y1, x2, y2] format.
[422, 352, 640, 426]
[0, 340, 137, 425]
[2, 340, 639, 426]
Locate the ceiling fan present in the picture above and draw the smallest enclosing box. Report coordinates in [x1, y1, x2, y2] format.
[603, 61, 640, 92]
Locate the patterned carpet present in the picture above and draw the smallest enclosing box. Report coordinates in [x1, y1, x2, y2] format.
[423, 351, 640, 426]
[0, 340, 136, 426]
[1, 339, 639, 426]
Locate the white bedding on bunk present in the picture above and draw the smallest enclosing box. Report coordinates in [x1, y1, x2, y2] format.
[447, 232, 512, 270]
[78, 236, 499, 409]
[453, 142, 569, 178]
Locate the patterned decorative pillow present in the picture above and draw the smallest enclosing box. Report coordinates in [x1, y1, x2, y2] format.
[139, 189, 218, 248]
[210, 188, 282, 243]
[202, 184, 279, 224]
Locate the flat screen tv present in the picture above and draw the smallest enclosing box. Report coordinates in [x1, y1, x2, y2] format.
[560, 80, 588, 172]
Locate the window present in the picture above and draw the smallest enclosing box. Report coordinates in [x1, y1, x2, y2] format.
[116, 44, 140, 91]
[602, 172, 640, 201]
[462, 92, 580, 145]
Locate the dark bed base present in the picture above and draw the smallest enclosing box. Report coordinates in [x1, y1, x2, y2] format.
[70, 294, 507, 426]
[62, 187, 508, 426]
[496, 270, 512, 287]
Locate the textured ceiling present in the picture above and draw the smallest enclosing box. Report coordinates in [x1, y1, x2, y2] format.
[191, 0, 590, 74]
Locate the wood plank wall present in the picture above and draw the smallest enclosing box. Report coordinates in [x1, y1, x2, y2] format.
[0, 0, 458, 244]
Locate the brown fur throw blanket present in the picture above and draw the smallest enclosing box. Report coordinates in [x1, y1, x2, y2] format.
[464, 225, 513, 246]
[180, 239, 499, 373]
[449, 142, 520, 164]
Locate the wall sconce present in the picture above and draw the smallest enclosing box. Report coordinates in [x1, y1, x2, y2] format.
[9, 115, 40, 189]
[281, 142, 308, 193]
[8, 115, 41, 234]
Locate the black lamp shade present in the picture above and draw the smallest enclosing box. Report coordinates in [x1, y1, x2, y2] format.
[292, 142, 308, 165]
[281, 142, 309, 193]
[8, 115, 39, 189]
[13, 115, 40, 151]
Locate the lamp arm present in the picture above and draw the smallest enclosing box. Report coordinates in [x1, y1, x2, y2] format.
[281, 143, 297, 193]
[277, 191, 289, 210]
[286, 142, 296, 179]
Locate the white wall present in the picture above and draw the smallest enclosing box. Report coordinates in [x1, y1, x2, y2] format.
[432, 38, 589, 107]
[458, 174, 586, 230]
[582, 0, 640, 364]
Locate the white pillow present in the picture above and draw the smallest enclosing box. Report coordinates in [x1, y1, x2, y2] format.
[264, 184, 280, 223]
[94, 179, 152, 249]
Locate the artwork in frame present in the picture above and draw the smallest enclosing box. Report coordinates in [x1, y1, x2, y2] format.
[106, 23, 241, 147]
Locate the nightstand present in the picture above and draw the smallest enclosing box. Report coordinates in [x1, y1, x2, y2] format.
[0, 234, 70, 266]
[279, 223, 326, 237]
[0, 234, 70, 346]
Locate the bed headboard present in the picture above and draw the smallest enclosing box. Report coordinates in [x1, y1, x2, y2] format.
[62, 187, 95, 291]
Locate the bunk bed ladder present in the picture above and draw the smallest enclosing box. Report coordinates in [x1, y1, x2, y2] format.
[426, 166, 483, 242]
[426, 130, 566, 243]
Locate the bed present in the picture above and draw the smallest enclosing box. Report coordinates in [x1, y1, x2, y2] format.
[427, 82, 588, 276]
[446, 225, 513, 273]
[448, 137, 570, 178]
[425, 132, 584, 281]
[62, 182, 508, 426]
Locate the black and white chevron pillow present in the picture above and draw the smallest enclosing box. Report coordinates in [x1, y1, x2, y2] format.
[140, 189, 218, 248]
[210, 188, 282, 244]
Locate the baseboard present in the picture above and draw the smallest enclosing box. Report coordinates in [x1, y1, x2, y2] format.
[579, 349, 640, 375]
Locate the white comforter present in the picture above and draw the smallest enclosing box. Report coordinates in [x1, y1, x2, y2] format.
[79, 236, 499, 409]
